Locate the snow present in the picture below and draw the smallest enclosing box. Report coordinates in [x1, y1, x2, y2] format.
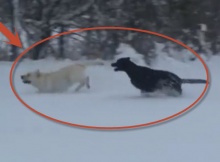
[0, 51, 219, 162]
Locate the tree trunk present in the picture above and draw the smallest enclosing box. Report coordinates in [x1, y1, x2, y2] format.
[58, 25, 65, 59]
[8, 0, 18, 61]
[32, 30, 51, 60]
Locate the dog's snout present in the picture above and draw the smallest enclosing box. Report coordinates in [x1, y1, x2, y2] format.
[111, 63, 116, 67]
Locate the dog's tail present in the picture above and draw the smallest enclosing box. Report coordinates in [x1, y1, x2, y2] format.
[181, 79, 207, 84]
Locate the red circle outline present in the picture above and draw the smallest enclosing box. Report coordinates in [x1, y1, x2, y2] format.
[9, 26, 210, 130]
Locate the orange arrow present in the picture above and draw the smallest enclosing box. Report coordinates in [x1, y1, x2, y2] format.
[0, 22, 22, 48]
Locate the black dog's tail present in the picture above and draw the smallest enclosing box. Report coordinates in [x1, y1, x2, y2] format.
[181, 79, 207, 84]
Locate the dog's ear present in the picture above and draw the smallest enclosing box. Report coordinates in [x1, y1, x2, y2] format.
[125, 57, 130, 60]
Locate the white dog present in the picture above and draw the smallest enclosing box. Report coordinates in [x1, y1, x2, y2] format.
[21, 61, 103, 93]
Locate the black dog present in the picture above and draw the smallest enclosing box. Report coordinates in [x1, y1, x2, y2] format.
[111, 57, 207, 96]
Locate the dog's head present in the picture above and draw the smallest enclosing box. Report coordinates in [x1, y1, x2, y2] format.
[21, 70, 41, 84]
[111, 57, 132, 71]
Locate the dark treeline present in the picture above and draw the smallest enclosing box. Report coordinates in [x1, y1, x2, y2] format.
[0, 0, 219, 62]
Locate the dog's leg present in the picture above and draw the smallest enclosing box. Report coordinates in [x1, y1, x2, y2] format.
[140, 90, 157, 97]
[140, 90, 148, 97]
[168, 83, 182, 97]
[86, 76, 90, 89]
[162, 86, 182, 97]
[74, 82, 85, 92]
[140, 90, 147, 94]
[74, 77, 89, 92]
[167, 89, 182, 97]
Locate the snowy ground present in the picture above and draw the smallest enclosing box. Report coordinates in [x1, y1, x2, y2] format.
[0, 54, 219, 162]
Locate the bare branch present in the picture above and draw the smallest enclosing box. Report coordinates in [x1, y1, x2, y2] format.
[24, 19, 43, 26]
[50, 20, 81, 28]
[50, 0, 95, 26]
[42, 0, 62, 26]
